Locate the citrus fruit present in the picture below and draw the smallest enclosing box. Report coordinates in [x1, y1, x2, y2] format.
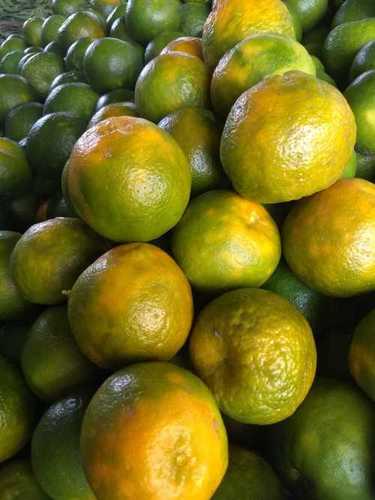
[50, 70, 84, 90]
[26, 112, 86, 195]
[106, 4, 126, 30]
[52, 0, 88, 16]
[342, 150, 357, 178]
[270, 378, 375, 500]
[161, 36, 203, 59]
[144, 31, 183, 63]
[23, 17, 43, 47]
[220, 71, 356, 203]
[172, 190, 281, 292]
[21, 51, 64, 99]
[0, 322, 29, 364]
[32, 391, 96, 500]
[109, 17, 132, 41]
[356, 150, 375, 180]
[0, 74, 34, 124]
[46, 192, 77, 219]
[283, 179, 375, 297]
[345, 70, 375, 154]
[81, 362, 228, 500]
[0, 35, 26, 60]
[324, 19, 375, 81]
[158, 107, 225, 195]
[4, 102, 43, 141]
[263, 259, 328, 332]
[41, 14, 65, 46]
[285, 0, 328, 32]
[95, 88, 134, 110]
[302, 24, 329, 58]
[83, 37, 144, 93]
[333, 0, 375, 27]
[284, 1, 303, 41]
[125, 0, 182, 44]
[57, 11, 106, 50]
[349, 308, 375, 401]
[213, 445, 284, 500]
[181, 2, 209, 37]
[0, 354, 36, 463]
[65, 37, 92, 71]
[90, 0, 121, 17]
[211, 33, 315, 117]
[0, 138, 31, 199]
[44, 83, 99, 123]
[46, 39, 65, 54]
[190, 288, 317, 425]
[312, 55, 336, 84]
[17, 52, 39, 73]
[65, 116, 191, 241]
[350, 41, 375, 81]
[0, 231, 33, 321]
[0, 460, 49, 500]
[135, 52, 210, 122]
[68, 242, 193, 368]
[10, 217, 107, 305]
[0, 49, 24, 74]
[202, 0, 296, 68]
[21, 306, 97, 401]
[88, 101, 137, 127]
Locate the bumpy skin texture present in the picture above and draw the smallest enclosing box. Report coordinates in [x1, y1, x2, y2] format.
[161, 36, 203, 59]
[0, 460, 49, 500]
[0, 355, 36, 463]
[158, 107, 224, 196]
[171, 190, 281, 292]
[333, 0, 375, 27]
[135, 52, 210, 123]
[211, 33, 316, 117]
[44, 83, 99, 123]
[57, 11, 105, 50]
[32, 392, 96, 500]
[81, 362, 228, 500]
[190, 288, 316, 425]
[65, 116, 191, 242]
[349, 308, 375, 401]
[220, 71, 356, 203]
[68, 243, 193, 369]
[202, 0, 295, 68]
[283, 179, 375, 297]
[0, 138, 31, 199]
[88, 102, 137, 128]
[125, 0, 182, 44]
[213, 446, 284, 500]
[0, 74, 34, 124]
[270, 379, 375, 500]
[324, 19, 375, 81]
[10, 217, 107, 305]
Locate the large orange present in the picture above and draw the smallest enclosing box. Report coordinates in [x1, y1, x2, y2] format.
[81, 362, 228, 500]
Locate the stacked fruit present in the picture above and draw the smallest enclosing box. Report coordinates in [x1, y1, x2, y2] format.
[0, 0, 375, 499]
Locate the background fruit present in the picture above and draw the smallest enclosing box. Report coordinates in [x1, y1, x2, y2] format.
[41, 14, 66, 46]
[285, 0, 328, 32]
[21, 51, 64, 99]
[350, 41, 375, 80]
[144, 31, 183, 62]
[23, 17, 43, 48]
[0, 75, 34, 124]
[4, 102, 43, 142]
[161, 36, 203, 59]
[181, 2, 210, 37]
[57, 11, 106, 50]
[88, 101, 137, 127]
[44, 83, 99, 123]
[0, 138, 31, 200]
[332, 0, 375, 27]
[0, 460, 49, 500]
[0, 49, 24, 74]
[65, 37, 93, 72]
[52, 0, 88, 16]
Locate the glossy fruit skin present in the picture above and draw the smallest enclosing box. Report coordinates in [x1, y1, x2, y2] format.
[350, 41, 375, 80]
[211, 33, 316, 117]
[213, 445, 284, 500]
[345, 70, 375, 154]
[41, 15, 65, 46]
[202, 0, 295, 68]
[125, 0, 182, 44]
[220, 71, 356, 203]
[88, 102, 137, 127]
[68, 243, 193, 369]
[0, 74, 34, 124]
[52, 0, 88, 16]
[269, 378, 375, 500]
[10, 217, 107, 305]
[0, 138, 31, 200]
[65, 116, 191, 242]
[95, 88, 134, 110]
[83, 37, 144, 93]
[81, 362, 228, 500]
[324, 18, 375, 81]
[181, 2, 209, 37]
[333, 0, 375, 27]
[65, 37, 93, 72]
[57, 11, 106, 50]
[23, 17, 43, 48]
[144, 31, 183, 63]
[0, 49, 24, 74]
[161, 36, 203, 59]
[4, 102, 43, 142]
[135, 52, 210, 123]
[159, 107, 225, 196]
[190, 288, 316, 425]
[21, 51, 64, 99]
[0, 354, 36, 463]
[50, 71, 84, 90]
[0, 460, 49, 500]
[0, 35, 26, 61]
[283, 179, 375, 297]
[32, 392, 96, 500]
[172, 190, 281, 292]
[44, 83, 99, 123]
[21, 306, 97, 401]
[350, 308, 375, 401]
[285, 0, 328, 32]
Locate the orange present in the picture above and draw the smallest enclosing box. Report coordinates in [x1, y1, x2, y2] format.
[88, 102, 137, 128]
[65, 116, 191, 242]
[68, 243, 193, 369]
[220, 71, 356, 203]
[135, 52, 210, 123]
[0, 460, 49, 500]
[160, 36, 203, 59]
[57, 11, 106, 50]
[190, 288, 316, 424]
[144, 31, 183, 63]
[171, 190, 281, 292]
[202, 0, 296, 68]
[81, 362, 228, 499]
[0, 138, 31, 199]
[283, 179, 375, 297]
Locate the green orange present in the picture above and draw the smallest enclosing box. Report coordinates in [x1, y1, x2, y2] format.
[57, 11, 106, 50]
[81, 362, 228, 499]
[144, 31, 183, 63]
[95, 88, 134, 110]
[44, 83, 99, 123]
[161, 36, 203, 59]
[180, 2, 209, 37]
[350, 41, 375, 80]
[0, 460, 49, 500]
[190, 288, 316, 424]
[0, 74, 34, 124]
[285, 0, 328, 32]
[333, 0, 375, 27]
[21, 51, 64, 99]
[88, 101, 137, 127]
[23, 17, 43, 47]
[65, 37, 93, 71]
[0, 138, 31, 199]
[50, 70, 84, 90]
[52, 0, 88, 16]
[41, 14, 65, 46]
[4, 102, 43, 142]
[0, 35, 26, 60]
[68, 243, 193, 368]
[65, 116, 191, 241]
[0, 49, 24, 74]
